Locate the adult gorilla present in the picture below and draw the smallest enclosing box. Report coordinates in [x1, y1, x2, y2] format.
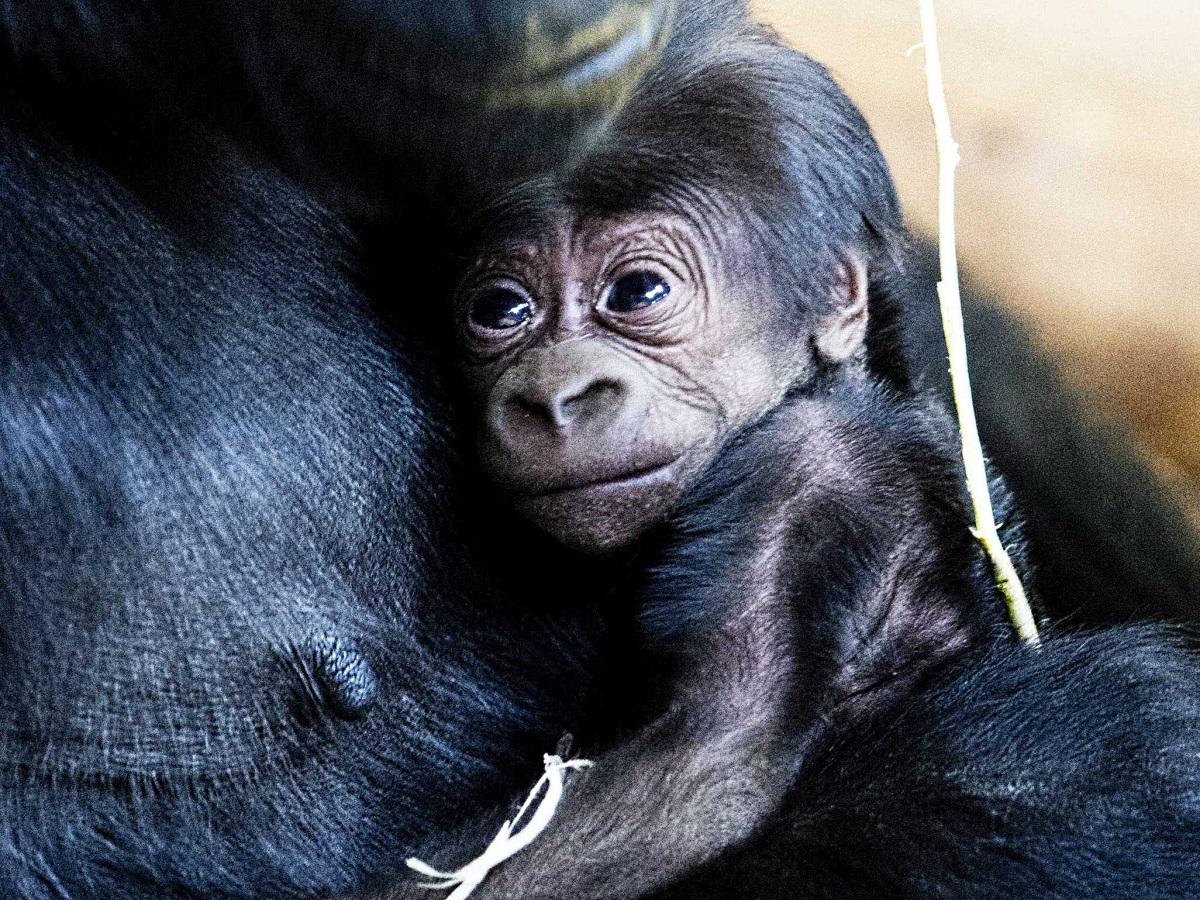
[0, 2, 654, 895]
[1, 0, 1198, 897]
[0, 74, 611, 900]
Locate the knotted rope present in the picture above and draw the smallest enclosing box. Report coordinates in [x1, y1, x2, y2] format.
[407, 754, 594, 900]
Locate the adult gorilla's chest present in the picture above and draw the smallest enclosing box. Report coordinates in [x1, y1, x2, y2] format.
[0, 81, 597, 899]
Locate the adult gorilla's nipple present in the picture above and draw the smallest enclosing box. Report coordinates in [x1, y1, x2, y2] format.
[289, 632, 379, 722]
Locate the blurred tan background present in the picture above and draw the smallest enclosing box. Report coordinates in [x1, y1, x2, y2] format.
[757, 0, 1200, 525]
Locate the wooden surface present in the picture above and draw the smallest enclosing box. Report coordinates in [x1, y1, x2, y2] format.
[756, 0, 1200, 523]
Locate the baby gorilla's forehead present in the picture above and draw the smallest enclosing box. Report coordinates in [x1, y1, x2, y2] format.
[572, 213, 708, 258]
[470, 210, 720, 285]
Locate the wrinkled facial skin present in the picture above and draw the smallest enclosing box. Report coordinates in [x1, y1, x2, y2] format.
[456, 211, 868, 553]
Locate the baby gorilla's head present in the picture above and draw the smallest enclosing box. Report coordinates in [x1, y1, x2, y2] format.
[454, 208, 870, 552]
[449, 32, 906, 553]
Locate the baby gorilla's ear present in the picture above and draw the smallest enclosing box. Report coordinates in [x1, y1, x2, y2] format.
[813, 251, 869, 365]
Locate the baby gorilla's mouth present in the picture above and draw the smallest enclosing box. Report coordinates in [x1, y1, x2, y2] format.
[527, 455, 683, 498]
[511, 451, 698, 553]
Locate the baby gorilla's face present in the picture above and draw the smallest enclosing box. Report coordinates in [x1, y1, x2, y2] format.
[454, 210, 862, 553]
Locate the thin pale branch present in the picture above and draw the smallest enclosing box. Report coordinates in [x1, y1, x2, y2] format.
[916, 0, 1041, 646]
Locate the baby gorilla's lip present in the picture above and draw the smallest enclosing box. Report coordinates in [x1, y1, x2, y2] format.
[510, 450, 698, 552]
[524, 455, 683, 499]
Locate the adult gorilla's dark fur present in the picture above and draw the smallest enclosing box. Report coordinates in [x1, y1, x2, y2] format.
[0, 73, 616, 898]
[1, 1, 1200, 899]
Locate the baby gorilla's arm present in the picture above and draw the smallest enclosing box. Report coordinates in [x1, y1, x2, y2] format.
[375, 389, 1000, 900]
[384, 554, 801, 900]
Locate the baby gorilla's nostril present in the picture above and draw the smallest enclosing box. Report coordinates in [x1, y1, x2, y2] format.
[557, 378, 623, 426]
[512, 394, 557, 427]
[513, 377, 625, 430]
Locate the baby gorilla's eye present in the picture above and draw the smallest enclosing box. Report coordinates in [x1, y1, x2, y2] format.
[469, 288, 533, 331]
[605, 271, 671, 313]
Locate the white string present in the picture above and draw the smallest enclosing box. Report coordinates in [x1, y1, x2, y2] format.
[406, 754, 594, 900]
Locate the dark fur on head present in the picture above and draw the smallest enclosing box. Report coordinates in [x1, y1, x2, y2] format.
[469, 7, 909, 389]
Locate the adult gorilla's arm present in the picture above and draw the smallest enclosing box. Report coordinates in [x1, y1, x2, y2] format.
[660, 628, 1200, 900]
[365, 630, 1200, 900]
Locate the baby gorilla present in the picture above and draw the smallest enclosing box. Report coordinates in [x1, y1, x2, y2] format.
[375, 16, 1200, 900]
[446, 195, 1016, 899]
[458, 210, 862, 554]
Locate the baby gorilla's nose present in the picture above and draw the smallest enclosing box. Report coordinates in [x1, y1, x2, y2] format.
[480, 341, 670, 506]
[514, 375, 625, 431]
[496, 345, 633, 438]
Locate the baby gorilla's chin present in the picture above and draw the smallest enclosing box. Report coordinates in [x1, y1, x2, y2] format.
[513, 457, 690, 554]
